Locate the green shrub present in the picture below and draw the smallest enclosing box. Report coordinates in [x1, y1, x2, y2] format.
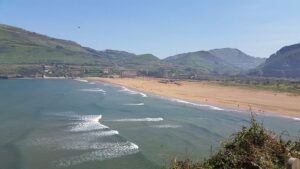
[168, 115, 300, 169]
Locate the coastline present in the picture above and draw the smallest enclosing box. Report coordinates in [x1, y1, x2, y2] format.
[84, 77, 300, 119]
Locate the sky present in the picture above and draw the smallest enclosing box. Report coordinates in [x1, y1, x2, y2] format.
[0, 0, 300, 58]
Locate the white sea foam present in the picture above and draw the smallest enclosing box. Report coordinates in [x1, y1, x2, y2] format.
[266, 114, 300, 122]
[50, 113, 109, 131]
[56, 142, 139, 167]
[70, 115, 109, 132]
[123, 103, 145, 106]
[79, 130, 119, 138]
[25, 112, 139, 166]
[79, 88, 106, 93]
[74, 79, 88, 83]
[292, 117, 300, 121]
[171, 98, 224, 111]
[119, 86, 148, 97]
[60, 141, 135, 151]
[151, 124, 181, 128]
[28, 130, 119, 147]
[139, 92, 147, 97]
[89, 82, 96, 84]
[77, 114, 102, 122]
[210, 106, 224, 111]
[112, 117, 163, 122]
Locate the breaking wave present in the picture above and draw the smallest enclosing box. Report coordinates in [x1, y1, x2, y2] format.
[171, 98, 224, 111]
[56, 142, 139, 167]
[70, 115, 109, 132]
[74, 79, 88, 83]
[112, 117, 163, 122]
[79, 88, 106, 93]
[24, 112, 139, 167]
[292, 117, 300, 121]
[151, 124, 181, 128]
[27, 130, 119, 147]
[123, 103, 145, 106]
[119, 86, 147, 97]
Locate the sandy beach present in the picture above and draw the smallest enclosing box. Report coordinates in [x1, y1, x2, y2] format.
[85, 77, 300, 118]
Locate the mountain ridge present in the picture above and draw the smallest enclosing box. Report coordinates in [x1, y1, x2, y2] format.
[249, 43, 300, 78]
[208, 48, 265, 70]
[164, 50, 240, 75]
[7, 23, 299, 78]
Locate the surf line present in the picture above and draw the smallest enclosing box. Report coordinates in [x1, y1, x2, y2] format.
[119, 86, 148, 97]
[79, 88, 106, 93]
[74, 78, 89, 83]
[111, 117, 164, 122]
[123, 103, 145, 106]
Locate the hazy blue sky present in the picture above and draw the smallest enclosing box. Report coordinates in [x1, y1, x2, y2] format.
[0, 0, 299, 58]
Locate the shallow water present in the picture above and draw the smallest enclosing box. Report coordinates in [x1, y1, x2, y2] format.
[0, 79, 299, 169]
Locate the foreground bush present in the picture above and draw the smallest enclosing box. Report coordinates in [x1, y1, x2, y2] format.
[169, 116, 300, 169]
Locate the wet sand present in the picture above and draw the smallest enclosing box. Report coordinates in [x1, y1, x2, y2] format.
[85, 77, 300, 118]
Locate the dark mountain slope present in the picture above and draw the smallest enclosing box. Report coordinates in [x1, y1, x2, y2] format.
[249, 43, 300, 78]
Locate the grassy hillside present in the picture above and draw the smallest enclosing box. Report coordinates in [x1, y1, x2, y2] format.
[6, 24, 296, 79]
[249, 43, 300, 78]
[209, 48, 265, 70]
[0, 24, 168, 77]
[164, 51, 240, 75]
[0, 24, 104, 65]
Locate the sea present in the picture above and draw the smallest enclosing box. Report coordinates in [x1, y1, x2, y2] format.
[0, 79, 299, 169]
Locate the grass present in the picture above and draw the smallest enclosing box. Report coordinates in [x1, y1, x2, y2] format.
[204, 76, 300, 95]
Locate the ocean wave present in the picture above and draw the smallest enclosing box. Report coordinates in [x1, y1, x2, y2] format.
[171, 98, 224, 111]
[139, 93, 147, 97]
[123, 103, 145, 106]
[261, 113, 300, 122]
[27, 130, 119, 147]
[79, 88, 106, 93]
[151, 124, 181, 128]
[70, 115, 109, 132]
[74, 79, 88, 83]
[89, 82, 96, 84]
[90, 130, 119, 136]
[50, 113, 109, 132]
[119, 86, 148, 97]
[56, 142, 139, 167]
[60, 141, 136, 151]
[24, 112, 139, 166]
[112, 117, 163, 122]
[292, 117, 300, 121]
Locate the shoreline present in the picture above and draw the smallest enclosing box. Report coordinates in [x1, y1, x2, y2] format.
[84, 77, 300, 119]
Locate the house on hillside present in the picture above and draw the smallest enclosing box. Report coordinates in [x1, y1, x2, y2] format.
[102, 67, 113, 74]
[42, 65, 51, 73]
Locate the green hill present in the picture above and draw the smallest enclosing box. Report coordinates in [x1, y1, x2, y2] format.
[0, 24, 104, 65]
[164, 51, 240, 75]
[1, 23, 276, 78]
[0, 24, 164, 77]
[209, 48, 265, 70]
[249, 43, 300, 78]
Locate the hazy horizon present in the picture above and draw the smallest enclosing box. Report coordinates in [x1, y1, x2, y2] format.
[1, 0, 300, 58]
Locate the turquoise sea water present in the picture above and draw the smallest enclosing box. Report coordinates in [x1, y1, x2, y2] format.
[0, 79, 299, 169]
